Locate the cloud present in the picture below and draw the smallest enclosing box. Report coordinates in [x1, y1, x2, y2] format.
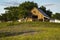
[43, 4, 55, 7]
[0, 1, 20, 6]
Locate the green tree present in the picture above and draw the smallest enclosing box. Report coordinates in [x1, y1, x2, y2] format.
[0, 15, 2, 21]
[39, 6, 46, 13]
[19, 1, 38, 10]
[46, 10, 52, 17]
[18, 1, 38, 18]
[53, 13, 60, 20]
[4, 7, 19, 21]
[2, 1, 38, 21]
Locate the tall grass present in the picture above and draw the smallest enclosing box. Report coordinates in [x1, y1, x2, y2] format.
[0, 21, 60, 40]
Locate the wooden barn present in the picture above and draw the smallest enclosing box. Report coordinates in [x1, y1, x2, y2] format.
[25, 7, 50, 22]
[18, 7, 50, 22]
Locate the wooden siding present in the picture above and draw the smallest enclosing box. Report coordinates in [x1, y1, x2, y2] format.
[31, 7, 44, 19]
[25, 17, 32, 22]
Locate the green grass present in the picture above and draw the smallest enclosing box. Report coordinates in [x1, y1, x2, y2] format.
[0, 21, 60, 40]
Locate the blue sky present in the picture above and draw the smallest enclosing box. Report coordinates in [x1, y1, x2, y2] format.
[0, 0, 60, 14]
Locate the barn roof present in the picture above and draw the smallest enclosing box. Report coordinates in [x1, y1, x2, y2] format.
[38, 8, 50, 19]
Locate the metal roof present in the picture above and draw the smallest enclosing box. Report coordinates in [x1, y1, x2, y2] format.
[38, 8, 50, 19]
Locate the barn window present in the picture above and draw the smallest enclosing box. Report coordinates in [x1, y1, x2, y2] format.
[32, 15, 38, 19]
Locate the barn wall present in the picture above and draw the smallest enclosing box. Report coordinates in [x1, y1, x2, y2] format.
[31, 7, 44, 20]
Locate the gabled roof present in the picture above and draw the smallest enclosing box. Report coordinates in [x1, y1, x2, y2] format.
[38, 8, 50, 19]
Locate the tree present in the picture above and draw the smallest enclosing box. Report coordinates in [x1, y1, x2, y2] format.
[53, 13, 60, 20]
[4, 7, 19, 21]
[39, 6, 46, 13]
[46, 10, 52, 17]
[19, 1, 38, 10]
[0, 15, 2, 21]
[18, 1, 38, 18]
[1, 1, 38, 21]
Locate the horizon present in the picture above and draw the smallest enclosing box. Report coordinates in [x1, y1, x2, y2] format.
[0, 0, 60, 14]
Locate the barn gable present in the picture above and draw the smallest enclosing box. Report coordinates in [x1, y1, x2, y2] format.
[30, 7, 50, 21]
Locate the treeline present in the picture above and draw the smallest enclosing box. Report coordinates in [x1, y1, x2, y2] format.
[52, 13, 60, 20]
[0, 1, 38, 22]
[0, 1, 59, 22]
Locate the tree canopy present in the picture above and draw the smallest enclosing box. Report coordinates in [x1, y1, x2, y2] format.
[52, 13, 60, 20]
[18, 1, 38, 18]
[0, 1, 38, 21]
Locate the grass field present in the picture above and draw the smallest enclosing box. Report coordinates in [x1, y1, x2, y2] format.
[0, 21, 60, 40]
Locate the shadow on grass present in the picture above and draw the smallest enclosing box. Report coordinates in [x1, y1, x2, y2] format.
[0, 30, 40, 38]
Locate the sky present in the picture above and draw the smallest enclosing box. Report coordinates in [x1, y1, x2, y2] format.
[0, 0, 60, 14]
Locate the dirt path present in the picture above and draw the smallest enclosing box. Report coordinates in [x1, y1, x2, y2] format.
[0, 30, 42, 38]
